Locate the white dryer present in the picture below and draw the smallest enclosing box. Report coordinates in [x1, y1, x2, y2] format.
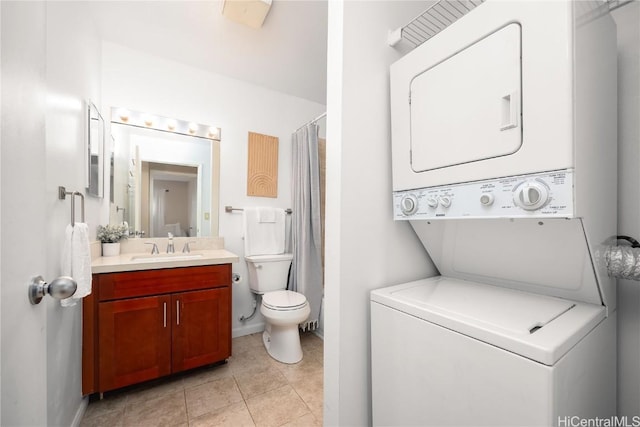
[373, 0, 618, 425]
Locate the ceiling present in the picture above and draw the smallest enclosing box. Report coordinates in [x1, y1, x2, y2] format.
[88, 1, 328, 104]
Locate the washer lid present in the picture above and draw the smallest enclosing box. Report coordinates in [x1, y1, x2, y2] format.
[371, 276, 606, 365]
[263, 290, 307, 310]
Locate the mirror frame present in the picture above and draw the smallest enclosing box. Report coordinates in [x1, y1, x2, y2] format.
[87, 101, 105, 198]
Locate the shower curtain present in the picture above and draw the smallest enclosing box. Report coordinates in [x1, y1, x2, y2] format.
[290, 123, 323, 331]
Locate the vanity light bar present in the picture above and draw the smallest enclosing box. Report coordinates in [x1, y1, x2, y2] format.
[111, 107, 221, 141]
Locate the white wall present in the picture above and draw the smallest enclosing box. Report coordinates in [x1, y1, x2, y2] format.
[101, 43, 325, 337]
[613, 1, 640, 417]
[324, 1, 438, 425]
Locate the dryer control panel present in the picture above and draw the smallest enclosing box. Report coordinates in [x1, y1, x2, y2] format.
[393, 170, 574, 220]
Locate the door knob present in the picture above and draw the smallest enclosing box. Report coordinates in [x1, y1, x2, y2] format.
[28, 275, 77, 305]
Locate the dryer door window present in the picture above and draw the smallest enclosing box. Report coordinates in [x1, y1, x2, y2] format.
[410, 23, 522, 173]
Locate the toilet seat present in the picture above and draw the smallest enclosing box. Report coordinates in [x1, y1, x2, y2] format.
[262, 290, 307, 311]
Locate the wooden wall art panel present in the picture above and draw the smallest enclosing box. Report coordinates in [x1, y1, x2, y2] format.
[247, 132, 279, 198]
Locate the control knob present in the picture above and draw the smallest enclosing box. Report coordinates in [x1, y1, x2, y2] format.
[513, 180, 550, 211]
[400, 194, 419, 215]
[480, 193, 495, 206]
[439, 196, 452, 208]
[426, 197, 439, 208]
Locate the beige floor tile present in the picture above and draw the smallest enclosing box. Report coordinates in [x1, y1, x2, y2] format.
[276, 356, 323, 383]
[245, 385, 310, 427]
[182, 362, 233, 390]
[303, 346, 323, 365]
[189, 402, 256, 427]
[234, 366, 289, 399]
[291, 370, 323, 420]
[80, 407, 124, 427]
[82, 392, 128, 422]
[229, 349, 277, 375]
[280, 412, 321, 427]
[232, 333, 264, 355]
[299, 332, 323, 350]
[126, 376, 186, 404]
[185, 376, 244, 419]
[123, 391, 187, 427]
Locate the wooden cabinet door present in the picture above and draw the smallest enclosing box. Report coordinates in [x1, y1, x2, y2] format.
[172, 288, 231, 373]
[98, 295, 172, 391]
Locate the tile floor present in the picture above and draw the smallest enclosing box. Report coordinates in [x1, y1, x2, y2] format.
[80, 331, 324, 427]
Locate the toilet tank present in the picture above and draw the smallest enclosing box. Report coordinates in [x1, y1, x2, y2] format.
[245, 253, 293, 294]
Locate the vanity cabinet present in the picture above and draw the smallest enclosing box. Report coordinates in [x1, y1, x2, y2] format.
[83, 264, 231, 395]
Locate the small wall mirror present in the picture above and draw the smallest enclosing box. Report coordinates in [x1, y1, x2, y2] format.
[110, 108, 221, 237]
[87, 101, 105, 198]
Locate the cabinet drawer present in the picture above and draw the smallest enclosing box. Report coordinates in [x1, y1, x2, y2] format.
[97, 264, 231, 301]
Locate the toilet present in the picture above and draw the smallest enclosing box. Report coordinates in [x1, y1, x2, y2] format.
[245, 253, 310, 364]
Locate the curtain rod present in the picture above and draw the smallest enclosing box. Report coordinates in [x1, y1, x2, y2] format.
[295, 112, 326, 132]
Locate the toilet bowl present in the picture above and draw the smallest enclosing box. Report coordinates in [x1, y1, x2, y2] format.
[261, 290, 310, 364]
[245, 254, 310, 364]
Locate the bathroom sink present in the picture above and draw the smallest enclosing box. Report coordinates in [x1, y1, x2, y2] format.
[129, 253, 204, 263]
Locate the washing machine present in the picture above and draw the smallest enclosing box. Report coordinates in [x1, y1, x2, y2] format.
[372, 0, 618, 425]
[371, 277, 615, 426]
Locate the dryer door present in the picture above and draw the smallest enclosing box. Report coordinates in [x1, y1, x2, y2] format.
[410, 23, 522, 172]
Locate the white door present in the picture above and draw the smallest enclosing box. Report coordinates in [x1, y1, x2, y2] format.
[1, 2, 49, 425]
[410, 23, 522, 172]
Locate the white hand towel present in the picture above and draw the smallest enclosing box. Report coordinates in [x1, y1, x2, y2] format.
[243, 207, 286, 256]
[258, 207, 277, 223]
[61, 223, 92, 307]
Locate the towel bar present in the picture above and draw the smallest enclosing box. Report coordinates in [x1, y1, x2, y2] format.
[225, 205, 292, 214]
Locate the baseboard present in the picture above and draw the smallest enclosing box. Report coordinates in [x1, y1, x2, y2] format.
[313, 328, 324, 340]
[232, 322, 265, 338]
[71, 396, 88, 427]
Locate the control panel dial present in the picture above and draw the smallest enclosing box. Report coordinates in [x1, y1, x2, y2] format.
[400, 194, 419, 215]
[439, 196, 452, 208]
[426, 197, 439, 208]
[513, 180, 550, 211]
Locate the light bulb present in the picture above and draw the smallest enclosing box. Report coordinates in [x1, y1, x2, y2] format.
[167, 119, 177, 131]
[188, 122, 198, 134]
[118, 108, 130, 122]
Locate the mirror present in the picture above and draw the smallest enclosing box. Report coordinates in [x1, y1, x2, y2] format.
[110, 109, 220, 237]
[87, 101, 105, 197]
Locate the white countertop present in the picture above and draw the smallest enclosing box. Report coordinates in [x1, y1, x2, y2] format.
[91, 249, 239, 274]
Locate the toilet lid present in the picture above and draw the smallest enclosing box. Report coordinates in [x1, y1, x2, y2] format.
[263, 290, 307, 310]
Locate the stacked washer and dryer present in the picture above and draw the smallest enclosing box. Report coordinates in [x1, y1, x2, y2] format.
[371, 1, 618, 426]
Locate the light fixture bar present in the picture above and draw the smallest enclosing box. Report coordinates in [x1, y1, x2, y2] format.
[111, 107, 221, 141]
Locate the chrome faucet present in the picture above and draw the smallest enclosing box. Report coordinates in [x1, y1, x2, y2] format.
[167, 232, 175, 253]
[182, 241, 196, 253]
[144, 242, 159, 255]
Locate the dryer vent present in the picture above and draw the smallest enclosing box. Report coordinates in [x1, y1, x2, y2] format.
[388, 0, 485, 48]
[605, 236, 640, 281]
